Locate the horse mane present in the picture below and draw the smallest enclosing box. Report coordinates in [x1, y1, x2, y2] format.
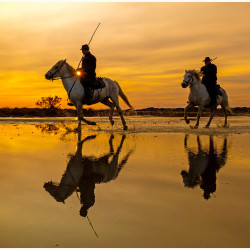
[57, 60, 76, 74]
[187, 69, 201, 81]
[64, 61, 76, 74]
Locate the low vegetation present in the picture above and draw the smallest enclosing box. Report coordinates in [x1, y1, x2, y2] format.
[0, 106, 249, 117]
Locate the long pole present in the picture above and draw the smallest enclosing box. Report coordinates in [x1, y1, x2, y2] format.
[88, 22, 101, 45]
[87, 215, 99, 238]
[77, 22, 101, 69]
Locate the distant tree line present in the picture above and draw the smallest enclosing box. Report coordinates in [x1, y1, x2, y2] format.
[0, 95, 248, 117]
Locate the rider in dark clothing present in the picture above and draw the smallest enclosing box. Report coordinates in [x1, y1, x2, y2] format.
[200, 136, 227, 200]
[200, 57, 217, 107]
[79, 44, 96, 105]
[78, 165, 104, 217]
[79, 177, 96, 217]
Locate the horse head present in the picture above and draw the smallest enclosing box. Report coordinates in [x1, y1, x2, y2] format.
[43, 181, 70, 203]
[181, 70, 201, 88]
[45, 59, 67, 80]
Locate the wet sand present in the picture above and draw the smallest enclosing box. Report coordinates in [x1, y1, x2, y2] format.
[0, 117, 249, 247]
[0, 115, 250, 135]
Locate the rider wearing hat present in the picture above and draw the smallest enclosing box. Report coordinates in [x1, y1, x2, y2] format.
[79, 44, 96, 104]
[200, 57, 217, 107]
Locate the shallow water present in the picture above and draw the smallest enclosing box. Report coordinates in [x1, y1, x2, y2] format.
[0, 118, 250, 247]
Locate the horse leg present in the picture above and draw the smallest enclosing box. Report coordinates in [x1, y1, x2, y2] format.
[110, 96, 128, 130]
[184, 134, 189, 150]
[184, 103, 193, 124]
[81, 116, 97, 126]
[193, 106, 204, 128]
[221, 104, 228, 128]
[205, 106, 215, 128]
[197, 136, 202, 152]
[116, 135, 126, 154]
[109, 134, 114, 153]
[76, 104, 83, 132]
[76, 103, 97, 126]
[97, 135, 116, 164]
[109, 135, 126, 167]
[101, 99, 115, 126]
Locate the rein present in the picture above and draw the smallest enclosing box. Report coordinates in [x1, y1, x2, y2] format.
[183, 75, 193, 86]
[48, 60, 68, 81]
[48, 60, 79, 99]
[68, 78, 78, 100]
[50, 75, 74, 81]
[48, 60, 75, 81]
[184, 74, 199, 87]
[189, 75, 201, 87]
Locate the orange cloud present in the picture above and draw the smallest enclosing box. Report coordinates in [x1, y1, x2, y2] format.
[0, 2, 250, 108]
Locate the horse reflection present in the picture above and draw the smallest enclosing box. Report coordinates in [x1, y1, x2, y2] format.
[181, 135, 228, 199]
[44, 133, 133, 217]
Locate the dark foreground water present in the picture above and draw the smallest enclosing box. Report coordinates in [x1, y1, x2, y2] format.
[0, 118, 250, 247]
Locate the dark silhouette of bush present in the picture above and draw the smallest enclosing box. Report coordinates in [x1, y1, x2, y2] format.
[0, 106, 248, 118]
[35, 96, 62, 110]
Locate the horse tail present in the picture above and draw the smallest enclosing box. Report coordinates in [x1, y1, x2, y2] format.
[221, 88, 234, 115]
[114, 81, 134, 109]
[226, 103, 234, 115]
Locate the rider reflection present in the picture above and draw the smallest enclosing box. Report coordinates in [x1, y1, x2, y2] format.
[181, 135, 228, 199]
[44, 133, 134, 217]
[79, 174, 96, 217]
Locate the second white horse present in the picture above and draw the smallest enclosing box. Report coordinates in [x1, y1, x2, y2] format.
[181, 70, 232, 128]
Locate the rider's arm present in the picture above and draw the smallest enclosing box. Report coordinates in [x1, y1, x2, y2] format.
[200, 66, 205, 74]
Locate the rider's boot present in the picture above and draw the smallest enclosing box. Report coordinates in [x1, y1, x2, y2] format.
[210, 94, 217, 109]
[84, 87, 92, 105]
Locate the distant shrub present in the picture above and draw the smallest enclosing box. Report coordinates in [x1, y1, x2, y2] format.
[35, 95, 62, 110]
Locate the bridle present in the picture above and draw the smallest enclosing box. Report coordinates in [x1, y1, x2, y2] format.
[183, 74, 196, 87]
[47, 60, 74, 81]
[47, 60, 79, 100]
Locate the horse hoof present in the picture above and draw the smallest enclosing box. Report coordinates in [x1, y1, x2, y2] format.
[86, 135, 96, 140]
[123, 125, 128, 131]
[190, 125, 198, 129]
[186, 120, 190, 124]
[74, 127, 81, 132]
[204, 125, 210, 129]
[111, 121, 114, 126]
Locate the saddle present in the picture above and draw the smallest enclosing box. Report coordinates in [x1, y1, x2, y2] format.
[91, 77, 106, 90]
[216, 84, 223, 96]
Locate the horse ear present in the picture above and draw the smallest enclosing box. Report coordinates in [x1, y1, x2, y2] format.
[64, 59, 67, 62]
[185, 70, 187, 73]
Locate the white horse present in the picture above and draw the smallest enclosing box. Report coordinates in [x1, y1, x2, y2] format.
[181, 70, 232, 128]
[45, 59, 133, 131]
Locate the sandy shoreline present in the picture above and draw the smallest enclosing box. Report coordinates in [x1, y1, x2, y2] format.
[0, 116, 250, 135]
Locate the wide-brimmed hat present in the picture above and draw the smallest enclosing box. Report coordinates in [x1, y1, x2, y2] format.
[203, 57, 211, 62]
[80, 44, 89, 51]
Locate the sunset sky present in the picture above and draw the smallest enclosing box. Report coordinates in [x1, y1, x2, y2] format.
[0, 2, 250, 109]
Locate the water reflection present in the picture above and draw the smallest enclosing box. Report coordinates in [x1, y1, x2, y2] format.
[36, 124, 60, 134]
[44, 132, 134, 217]
[181, 135, 228, 199]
